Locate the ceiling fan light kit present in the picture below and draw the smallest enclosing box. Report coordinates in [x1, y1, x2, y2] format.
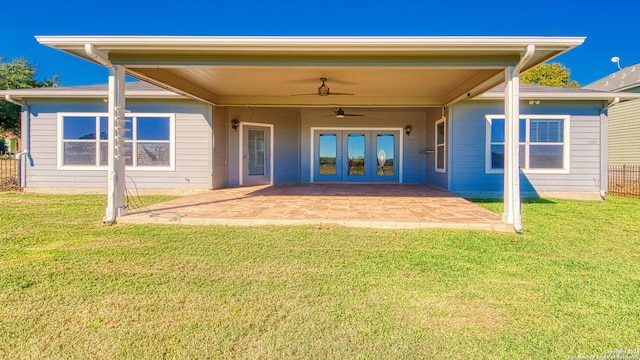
[318, 77, 330, 96]
[292, 78, 354, 96]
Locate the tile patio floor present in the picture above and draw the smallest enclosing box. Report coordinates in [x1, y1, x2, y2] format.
[119, 184, 511, 232]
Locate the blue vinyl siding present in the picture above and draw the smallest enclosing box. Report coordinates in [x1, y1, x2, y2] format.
[226, 108, 300, 186]
[424, 111, 448, 189]
[449, 100, 606, 197]
[25, 98, 212, 192]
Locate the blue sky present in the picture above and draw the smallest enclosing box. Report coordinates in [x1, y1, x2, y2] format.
[3, 0, 639, 87]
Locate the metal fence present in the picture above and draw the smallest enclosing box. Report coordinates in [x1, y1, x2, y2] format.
[0, 156, 20, 191]
[608, 164, 640, 198]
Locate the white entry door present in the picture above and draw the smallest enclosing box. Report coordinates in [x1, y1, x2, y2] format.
[241, 124, 272, 186]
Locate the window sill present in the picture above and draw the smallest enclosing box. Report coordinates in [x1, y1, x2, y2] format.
[485, 169, 570, 175]
[57, 166, 176, 172]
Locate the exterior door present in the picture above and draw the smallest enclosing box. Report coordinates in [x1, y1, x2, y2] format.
[314, 129, 400, 183]
[242, 125, 271, 186]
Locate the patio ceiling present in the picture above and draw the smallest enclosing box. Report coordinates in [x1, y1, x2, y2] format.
[37, 36, 585, 107]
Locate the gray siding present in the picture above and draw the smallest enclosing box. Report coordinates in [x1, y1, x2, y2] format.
[226, 107, 300, 186]
[449, 100, 606, 197]
[25, 99, 212, 192]
[213, 106, 228, 188]
[608, 99, 640, 165]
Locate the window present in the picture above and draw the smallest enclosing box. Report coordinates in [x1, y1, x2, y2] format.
[435, 118, 446, 172]
[58, 113, 174, 170]
[486, 115, 570, 173]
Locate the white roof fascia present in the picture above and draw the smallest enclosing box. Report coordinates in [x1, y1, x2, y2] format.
[0, 89, 184, 101]
[476, 91, 640, 101]
[36, 36, 586, 52]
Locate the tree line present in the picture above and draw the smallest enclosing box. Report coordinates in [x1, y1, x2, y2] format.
[1, 57, 59, 138]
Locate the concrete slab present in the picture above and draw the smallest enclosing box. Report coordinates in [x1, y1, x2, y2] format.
[118, 184, 512, 232]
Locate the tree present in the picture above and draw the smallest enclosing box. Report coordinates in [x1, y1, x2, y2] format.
[520, 62, 580, 88]
[0, 57, 59, 137]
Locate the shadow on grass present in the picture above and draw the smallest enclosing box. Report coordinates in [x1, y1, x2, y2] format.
[467, 198, 556, 205]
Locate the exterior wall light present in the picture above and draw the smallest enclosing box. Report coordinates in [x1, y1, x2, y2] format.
[405, 125, 412, 136]
[231, 119, 240, 132]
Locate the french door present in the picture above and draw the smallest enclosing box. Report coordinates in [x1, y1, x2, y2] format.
[314, 129, 400, 183]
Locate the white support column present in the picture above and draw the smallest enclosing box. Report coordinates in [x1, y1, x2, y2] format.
[503, 66, 522, 230]
[104, 65, 127, 223]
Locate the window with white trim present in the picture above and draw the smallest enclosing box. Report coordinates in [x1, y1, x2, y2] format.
[435, 118, 446, 172]
[58, 113, 175, 169]
[486, 115, 570, 173]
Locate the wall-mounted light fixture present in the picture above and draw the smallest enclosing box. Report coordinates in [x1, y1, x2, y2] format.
[231, 119, 240, 132]
[405, 125, 412, 136]
[528, 100, 540, 105]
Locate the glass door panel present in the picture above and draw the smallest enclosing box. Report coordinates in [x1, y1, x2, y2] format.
[376, 134, 395, 176]
[372, 132, 399, 182]
[314, 132, 341, 181]
[344, 133, 370, 181]
[319, 134, 337, 175]
[248, 129, 265, 175]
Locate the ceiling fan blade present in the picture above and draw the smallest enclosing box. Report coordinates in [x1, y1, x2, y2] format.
[324, 108, 365, 117]
[291, 78, 355, 96]
[290, 92, 354, 96]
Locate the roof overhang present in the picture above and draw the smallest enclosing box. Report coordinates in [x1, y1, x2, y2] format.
[36, 36, 586, 107]
[0, 85, 182, 101]
[479, 85, 640, 102]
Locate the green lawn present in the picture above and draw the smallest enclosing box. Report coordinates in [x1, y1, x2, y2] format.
[0, 194, 638, 359]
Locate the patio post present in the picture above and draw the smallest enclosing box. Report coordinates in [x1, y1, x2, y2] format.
[104, 64, 127, 223]
[503, 65, 522, 230]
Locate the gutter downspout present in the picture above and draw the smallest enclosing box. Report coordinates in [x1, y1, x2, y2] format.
[84, 44, 112, 68]
[84, 44, 128, 225]
[506, 44, 535, 233]
[4, 95, 30, 188]
[599, 97, 620, 199]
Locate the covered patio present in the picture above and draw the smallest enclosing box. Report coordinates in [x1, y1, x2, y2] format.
[119, 184, 510, 231]
[35, 36, 586, 232]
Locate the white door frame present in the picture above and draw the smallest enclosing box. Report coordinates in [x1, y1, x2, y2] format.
[310, 127, 404, 183]
[238, 122, 274, 186]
